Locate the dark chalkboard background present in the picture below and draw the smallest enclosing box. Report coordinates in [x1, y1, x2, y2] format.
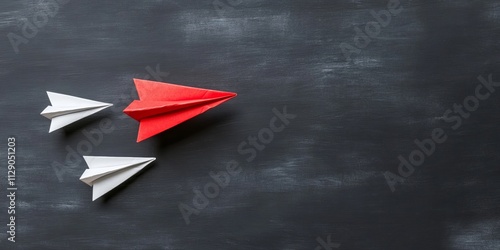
[1, 0, 500, 249]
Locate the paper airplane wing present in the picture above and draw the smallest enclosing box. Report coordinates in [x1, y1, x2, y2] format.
[80, 156, 155, 201]
[133, 78, 235, 101]
[124, 79, 237, 142]
[41, 92, 112, 132]
[134, 97, 233, 142]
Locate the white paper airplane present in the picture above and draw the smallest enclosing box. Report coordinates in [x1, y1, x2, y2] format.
[80, 156, 156, 201]
[41, 91, 113, 132]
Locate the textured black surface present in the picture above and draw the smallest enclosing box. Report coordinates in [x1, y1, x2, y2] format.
[1, 0, 500, 249]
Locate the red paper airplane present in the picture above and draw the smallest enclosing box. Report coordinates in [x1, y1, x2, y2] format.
[124, 79, 237, 142]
